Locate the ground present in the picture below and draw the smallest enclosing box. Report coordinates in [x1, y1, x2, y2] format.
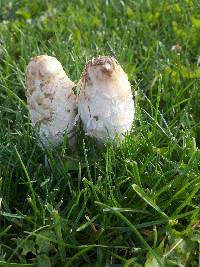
[0, 0, 200, 266]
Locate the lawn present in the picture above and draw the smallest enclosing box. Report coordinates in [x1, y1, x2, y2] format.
[0, 0, 200, 266]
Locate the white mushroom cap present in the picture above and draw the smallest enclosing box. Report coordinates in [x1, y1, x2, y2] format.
[77, 56, 135, 143]
[26, 55, 76, 148]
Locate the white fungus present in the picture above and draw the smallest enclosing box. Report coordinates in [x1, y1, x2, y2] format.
[77, 56, 135, 143]
[25, 55, 76, 148]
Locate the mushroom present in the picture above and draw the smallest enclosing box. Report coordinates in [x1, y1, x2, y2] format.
[25, 55, 76, 148]
[77, 56, 135, 143]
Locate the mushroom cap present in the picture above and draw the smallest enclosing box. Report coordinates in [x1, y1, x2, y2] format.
[25, 55, 76, 148]
[78, 56, 124, 84]
[26, 55, 65, 79]
[77, 55, 135, 142]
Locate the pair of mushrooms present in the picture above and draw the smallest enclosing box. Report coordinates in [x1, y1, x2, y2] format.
[25, 55, 135, 148]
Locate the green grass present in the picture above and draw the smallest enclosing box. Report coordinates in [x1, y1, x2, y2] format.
[0, 0, 200, 266]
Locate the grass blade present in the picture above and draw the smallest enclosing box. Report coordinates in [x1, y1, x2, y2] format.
[95, 201, 164, 267]
[0, 262, 36, 267]
[14, 147, 38, 221]
[132, 184, 168, 220]
[76, 215, 99, 232]
[52, 210, 66, 262]
[65, 245, 95, 267]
